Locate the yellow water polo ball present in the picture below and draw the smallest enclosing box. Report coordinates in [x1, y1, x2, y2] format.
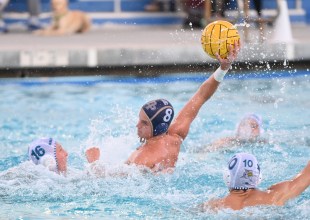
[201, 20, 240, 59]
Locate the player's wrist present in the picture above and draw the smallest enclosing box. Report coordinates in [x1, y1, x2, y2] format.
[213, 67, 229, 82]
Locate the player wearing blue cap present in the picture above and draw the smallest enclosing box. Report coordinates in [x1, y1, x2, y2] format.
[200, 153, 310, 211]
[86, 42, 240, 173]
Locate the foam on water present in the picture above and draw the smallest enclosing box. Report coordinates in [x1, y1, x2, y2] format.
[0, 73, 309, 219]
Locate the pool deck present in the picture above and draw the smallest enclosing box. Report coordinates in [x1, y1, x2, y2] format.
[1, 23, 310, 77]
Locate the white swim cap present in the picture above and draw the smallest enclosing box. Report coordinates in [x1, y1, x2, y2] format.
[236, 113, 264, 139]
[28, 137, 58, 172]
[224, 153, 262, 190]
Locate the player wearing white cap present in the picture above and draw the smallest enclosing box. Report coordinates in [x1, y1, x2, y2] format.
[28, 137, 68, 174]
[200, 153, 310, 211]
[202, 113, 267, 152]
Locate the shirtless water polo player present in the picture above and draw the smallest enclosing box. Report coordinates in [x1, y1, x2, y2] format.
[201, 113, 267, 152]
[200, 153, 310, 211]
[85, 42, 240, 173]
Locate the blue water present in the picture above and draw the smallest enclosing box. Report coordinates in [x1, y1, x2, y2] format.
[0, 71, 309, 219]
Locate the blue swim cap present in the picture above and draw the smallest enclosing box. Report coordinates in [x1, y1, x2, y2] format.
[142, 99, 174, 136]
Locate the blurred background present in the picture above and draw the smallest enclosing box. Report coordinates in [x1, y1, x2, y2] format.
[0, 0, 309, 77]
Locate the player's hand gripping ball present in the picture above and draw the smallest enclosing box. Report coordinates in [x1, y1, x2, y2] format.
[201, 20, 240, 59]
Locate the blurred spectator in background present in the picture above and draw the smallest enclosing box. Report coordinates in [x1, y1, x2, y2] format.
[0, 0, 9, 32]
[27, 0, 43, 30]
[214, 0, 264, 19]
[214, 0, 226, 18]
[253, 0, 262, 17]
[182, 0, 233, 28]
[182, 0, 263, 28]
[34, 0, 91, 36]
[0, 0, 43, 33]
[145, 0, 176, 12]
[182, 0, 205, 27]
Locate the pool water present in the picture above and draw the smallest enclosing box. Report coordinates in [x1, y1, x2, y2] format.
[0, 71, 309, 219]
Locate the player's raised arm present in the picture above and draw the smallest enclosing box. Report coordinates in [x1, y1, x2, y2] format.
[169, 41, 240, 140]
[267, 161, 310, 206]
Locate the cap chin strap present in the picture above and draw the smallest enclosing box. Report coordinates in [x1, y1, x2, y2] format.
[223, 169, 231, 188]
[39, 155, 57, 172]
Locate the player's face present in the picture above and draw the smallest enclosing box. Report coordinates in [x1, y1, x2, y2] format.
[136, 109, 152, 139]
[247, 118, 260, 138]
[56, 143, 68, 173]
[237, 118, 260, 140]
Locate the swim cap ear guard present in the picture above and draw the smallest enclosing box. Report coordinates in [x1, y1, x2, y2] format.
[142, 99, 174, 137]
[223, 153, 262, 190]
[154, 123, 169, 136]
[28, 137, 58, 172]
